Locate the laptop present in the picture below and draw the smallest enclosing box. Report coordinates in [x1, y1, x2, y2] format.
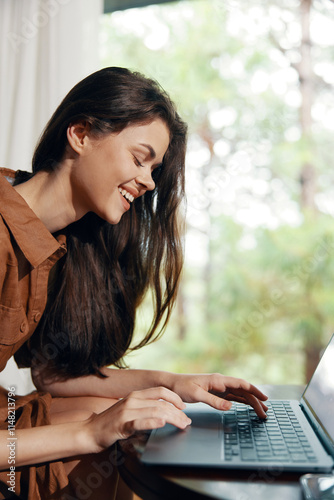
[141, 334, 334, 472]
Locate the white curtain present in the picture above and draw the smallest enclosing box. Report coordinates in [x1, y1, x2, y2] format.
[0, 0, 103, 172]
[0, 0, 103, 393]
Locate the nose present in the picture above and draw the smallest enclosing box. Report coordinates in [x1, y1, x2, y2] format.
[136, 166, 156, 192]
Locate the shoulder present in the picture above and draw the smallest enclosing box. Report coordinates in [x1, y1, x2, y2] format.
[0, 167, 16, 184]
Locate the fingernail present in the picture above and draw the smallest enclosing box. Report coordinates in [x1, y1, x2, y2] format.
[223, 401, 232, 410]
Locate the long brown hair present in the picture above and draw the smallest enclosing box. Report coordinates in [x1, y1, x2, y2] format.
[18, 67, 187, 377]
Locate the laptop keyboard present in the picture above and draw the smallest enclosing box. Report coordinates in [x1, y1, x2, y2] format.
[223, 401, 318, 463]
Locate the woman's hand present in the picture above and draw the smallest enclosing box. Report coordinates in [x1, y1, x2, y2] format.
[168, 374, 268, 419]
[83, 386, 192, 454]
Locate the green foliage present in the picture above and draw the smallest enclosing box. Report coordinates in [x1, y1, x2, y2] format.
[102, 0, 334, 384]
[129, 214, 334, 383]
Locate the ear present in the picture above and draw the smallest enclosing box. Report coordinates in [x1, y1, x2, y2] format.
[66, 121, 92, 155]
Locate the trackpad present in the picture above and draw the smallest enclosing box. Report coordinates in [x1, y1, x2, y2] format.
[142, 405, 222, 466]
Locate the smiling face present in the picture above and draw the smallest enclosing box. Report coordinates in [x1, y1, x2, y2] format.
[68, 118, 170, 224]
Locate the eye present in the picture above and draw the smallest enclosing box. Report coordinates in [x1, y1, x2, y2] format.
[133, 155, 144, 168]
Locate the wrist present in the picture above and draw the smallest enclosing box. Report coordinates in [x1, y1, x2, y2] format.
[79, 417, 104, 455]
[64, 419, 97, 456]
[154, 370, 178, 391]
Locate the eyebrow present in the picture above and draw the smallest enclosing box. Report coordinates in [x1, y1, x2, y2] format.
[139, 143, 156, 160]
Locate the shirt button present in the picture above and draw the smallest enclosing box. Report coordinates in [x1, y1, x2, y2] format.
[20, 321, 27, 333]
[34, 312, 42, 323]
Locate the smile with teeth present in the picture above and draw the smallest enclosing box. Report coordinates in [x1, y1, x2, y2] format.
[119, 187, 134, 203]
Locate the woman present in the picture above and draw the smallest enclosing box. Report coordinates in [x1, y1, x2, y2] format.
[0, 67, 268, 499]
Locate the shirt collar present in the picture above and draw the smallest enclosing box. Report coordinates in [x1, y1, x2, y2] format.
[0, 169, 66, 268]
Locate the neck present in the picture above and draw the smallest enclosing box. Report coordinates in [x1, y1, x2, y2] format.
[14, 164, 86, 233]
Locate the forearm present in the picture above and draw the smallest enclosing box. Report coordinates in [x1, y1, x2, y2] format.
[0, 421, 90, 470]
[32, 367, 176, 398]
[1, 383, 191, 470]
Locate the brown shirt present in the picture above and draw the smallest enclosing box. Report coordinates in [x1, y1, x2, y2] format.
[0, 169, 122, 499]
[0, 168, 69, 498]
[0, 168, 66, 371]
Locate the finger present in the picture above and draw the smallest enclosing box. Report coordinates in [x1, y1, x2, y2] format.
[120, 397, 192, 429]
[124, 415, 188, 436]
[224, 392, 268, 419]
[126, 387, 186, 410]
[261, 400, 269, 411]
[122, 397, 187, 415]
[192, 386, 233, 411]
[121, 406, 192, 438]
[224, 392, 268, 409]
[218, 377, 268, 402]
[231, 396, 268, 413]
[224, 394, 248, 404]
[247, 384, 268, 402]
[208, 387, 268, 418]
[246, 396, 268, 419]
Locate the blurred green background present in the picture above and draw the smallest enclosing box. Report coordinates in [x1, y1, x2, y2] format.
[100, 0, 334, 385]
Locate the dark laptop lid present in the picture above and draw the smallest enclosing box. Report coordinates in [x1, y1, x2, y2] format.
[300, 334, 334, 458]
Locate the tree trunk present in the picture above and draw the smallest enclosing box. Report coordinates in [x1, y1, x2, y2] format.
[299, 0, 317, 212]
[176, 283, 187, 340]
[198, 121, 216, 325]
[298, 0, 321, 380]
[304, 337, 323, 382]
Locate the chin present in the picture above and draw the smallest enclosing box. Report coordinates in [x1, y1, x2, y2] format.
[100, 212, 123, 225]
[95, 201, 127, 225]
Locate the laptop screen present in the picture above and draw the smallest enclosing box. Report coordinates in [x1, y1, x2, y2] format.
[302, 335, 334, 452]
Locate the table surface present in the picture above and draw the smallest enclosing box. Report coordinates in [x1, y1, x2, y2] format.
[117, 385, 308, 500]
